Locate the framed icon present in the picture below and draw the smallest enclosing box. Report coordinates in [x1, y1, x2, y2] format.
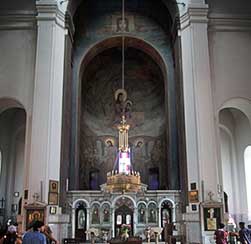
[203, 206, 222, 231]
[26, 209, 45, 228]
[48, 192, 58, 205]
[49, 180, 59, 193]
[188, 190, 199, 203]
[49, 206, 57, 215]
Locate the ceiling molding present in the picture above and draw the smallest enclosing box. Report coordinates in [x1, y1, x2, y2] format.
[0, 11, 36, 30]
[208, 13, 251, 32]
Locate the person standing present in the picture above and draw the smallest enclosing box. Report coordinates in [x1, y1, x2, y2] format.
[238, 222, 251, 244]
[2, 225, 17, 244]
[214, 223, 228, 244]
[22, 221, 46, 244]
[41, 225, 59, 244]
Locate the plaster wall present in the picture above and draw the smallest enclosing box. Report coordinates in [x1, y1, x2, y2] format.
[234, 111, 251, 221]
[0, 109, 26, 219]
[209, 31, 251, 110]
[0, 0, 35, 12]
[220, 129, 234, 214]
[209, 0, 251, 15]
[0, 29, 36, 114]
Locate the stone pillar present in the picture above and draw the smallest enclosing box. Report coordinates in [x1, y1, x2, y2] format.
[179, 3, 219, 243]
[112, 208, 115, 237]
[24, 0, 69, 239]
[71, 207, 76, 238]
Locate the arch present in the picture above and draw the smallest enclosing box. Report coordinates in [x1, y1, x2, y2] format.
[218, 104, 251, 222]
[78, 36, 168, 87]
[90, 201, 101, 207]
[218, 97, 251, 128]
[76, 35, 170, 190]
[0, 97, 25, 115]
[101, 201, 112, 208]
[72, 199, 90, 209]
[0, 106, 27, 224]
[158, 198, 175, 209]
[147, 200, 157, 208]
[136, 201, 147, 208]
[112, 195, 136, 208]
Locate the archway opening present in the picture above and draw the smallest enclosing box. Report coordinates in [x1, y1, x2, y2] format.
[79, 39, 170, 190]
[244, 146, 251, 220]
[0, 102, 26, 225]
[75, 201, 87, 240]
[219, 105, 251, 223]
[67, 0, 185, 193]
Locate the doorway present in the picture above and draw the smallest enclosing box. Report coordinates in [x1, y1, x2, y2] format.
[75, 203, 87, 241]
[115, 205, 133, 237]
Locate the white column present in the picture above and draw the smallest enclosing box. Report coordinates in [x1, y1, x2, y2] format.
[28, 0, 66, 205]
[112, 208, 115, 237]
[180, 3, 219, 243]
[72, 208, 75, 238]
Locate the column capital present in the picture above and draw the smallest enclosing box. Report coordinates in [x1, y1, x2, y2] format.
[180, 3, 208, 30]
[36, 0, 65, 28]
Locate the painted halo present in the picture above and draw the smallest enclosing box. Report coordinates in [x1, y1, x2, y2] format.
[114, 88, 127, 102]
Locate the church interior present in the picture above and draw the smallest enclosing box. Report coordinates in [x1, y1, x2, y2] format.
[0, 0, 251, 243]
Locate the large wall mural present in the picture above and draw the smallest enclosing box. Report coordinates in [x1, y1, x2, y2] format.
[72, 0, 180, 190]
[80, 47, 167, 189]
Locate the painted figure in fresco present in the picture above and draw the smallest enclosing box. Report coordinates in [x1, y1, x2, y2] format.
[92, 207, 100, 224]
[115, 93, 125, 115]
[125, 100, 132, 120]
[138, 206, 146, 223]
[133, 140, 144, 164]
[162, 209, 170, 227]
[148, 208, 156, 223]
[133, 140, 144, 159]
[104, 139, 117, 172]
[116, 17, 129, 32]
[114, 89, 127, 124]
[103, 207, 110, 223]
[150, 140, 162, 165]
[78, 209, 85, 229]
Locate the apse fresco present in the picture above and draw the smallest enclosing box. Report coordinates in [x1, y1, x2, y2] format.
[79, 47, 168, 189]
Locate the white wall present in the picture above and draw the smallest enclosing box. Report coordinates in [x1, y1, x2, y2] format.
[209, 2, 251, 225]
[234, 110, 251, 221]
[0, 29, 36, 114]
[209, 31, 251, 109]
[0, 108, 26, 219]
[209, 0, 251, 15]
[220, 129, 234, 214]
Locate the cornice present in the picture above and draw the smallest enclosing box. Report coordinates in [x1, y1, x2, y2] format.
[180, 4, 209, 31]
[0, 11, 36, 30]
[36, 1, 65, 29]
[208, 13, 251, 32]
